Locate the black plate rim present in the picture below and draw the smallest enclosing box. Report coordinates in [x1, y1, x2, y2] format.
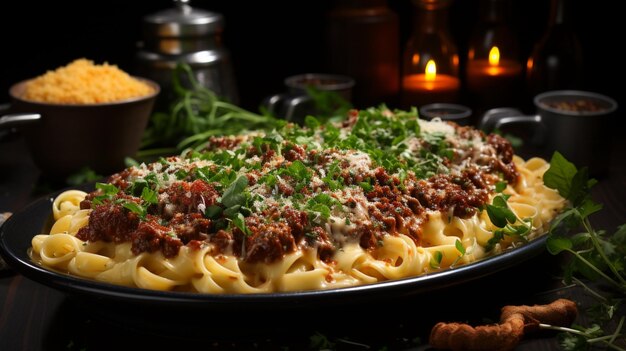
[0, 186, 548, 306]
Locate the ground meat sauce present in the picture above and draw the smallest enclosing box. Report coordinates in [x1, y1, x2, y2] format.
[169, 213, 211, 242]
[284, 143, 306, 162]
[485, 134, 519, 183]
[309, 226, 335, 262]
[282, 207, 308, 241]
[365, 191, 422, 246]
[207, 135, 244, 150]
[77, 199, 140, 243]
[411, 170, 490, 218]
[77, 181, 217, 259]
[356, 166, 493, 250]
[161, 180, 219, 218]
[75, 113, 519, 265]
[131, 220, 181, 257]
[233, 216, 297, 263]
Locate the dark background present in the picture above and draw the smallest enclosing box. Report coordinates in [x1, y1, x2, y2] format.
[0, 0, 621, 115]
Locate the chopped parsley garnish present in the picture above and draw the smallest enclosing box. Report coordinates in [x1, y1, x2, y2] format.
[430, 250, 443, 269]
[110, 106, 511, 246]
[92, 182, 120, 205]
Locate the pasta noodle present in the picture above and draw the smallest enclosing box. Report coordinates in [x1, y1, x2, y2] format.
[30, 107, 565, 293]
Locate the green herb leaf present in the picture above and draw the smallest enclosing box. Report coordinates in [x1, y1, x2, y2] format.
[92, 182, 120, 205]
[549, 208, 580, 233]
[139, 62, 285, 157]
[175, 169, 189, 180]
[280, 160, 311, 182]
[546, 235, 573, 255]
[455, 239, 466, 255]
[613, 224, 626, 246]
[222, 175, 249, 208]
[141, 187, 158, 205]
[508, 224, 530, 236]
[491, 195, 506, 208]
[204, 205, 222, 219]
[543, 151, 577, 199]
[123, 202, 146, 218]
[304, 115, 321, 129]
[304, 232, 318, 240]
[129, 178, 148, 196]
[578, 199, 603, 218]
[306, 203, 331, 221]
[495, 181, 507, 193]
[568, 167, 597, 207]
[231, 213, 251, 236]
[486, 204, 512, 228]
[430, 251, 443, 269]
[358, 182, 373, 192]
[310, 332, 336, 350]
[223, 205, 242, 218]
[96, 182, 119, 196]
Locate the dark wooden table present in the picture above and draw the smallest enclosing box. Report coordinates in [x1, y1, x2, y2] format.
[1, 131, 625, 351]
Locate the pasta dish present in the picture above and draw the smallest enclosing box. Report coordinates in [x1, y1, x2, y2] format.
[30, 107, 565, 293]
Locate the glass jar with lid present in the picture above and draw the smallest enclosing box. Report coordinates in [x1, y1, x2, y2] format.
[136, 0, 238, 112]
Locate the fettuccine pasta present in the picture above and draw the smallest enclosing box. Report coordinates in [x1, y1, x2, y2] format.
[30, 107, 565, 293]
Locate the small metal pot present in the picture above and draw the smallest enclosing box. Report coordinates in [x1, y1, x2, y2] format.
[479, 90, 618, 176]
[0, 79, 159, 179]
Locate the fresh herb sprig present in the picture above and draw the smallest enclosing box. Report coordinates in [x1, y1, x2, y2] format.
[541, 152, 626, 350]
[202, 175, 253, 236]
[544, 152, 625, 294]
[483, 181, 532, 251]
[138, 63, 285, 159]
[305, 86, 352, 123]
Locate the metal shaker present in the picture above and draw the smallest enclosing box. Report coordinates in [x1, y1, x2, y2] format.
[136, 0, 238, 111]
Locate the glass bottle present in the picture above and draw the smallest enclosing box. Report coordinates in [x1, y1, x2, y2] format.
[526, 0, 583, 96]
[401, 0, 460, 109]
[325, 0, 400, 108]
[465, 0, 522, 113]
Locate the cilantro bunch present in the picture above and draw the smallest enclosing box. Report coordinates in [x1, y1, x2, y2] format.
[542, 152, 625, 350]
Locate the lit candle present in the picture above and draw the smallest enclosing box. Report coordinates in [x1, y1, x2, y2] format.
[466, 46, 523, 109]
[402, 59, 460, 108]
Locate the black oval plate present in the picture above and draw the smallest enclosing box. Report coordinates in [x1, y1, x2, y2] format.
[0, 187, 548, 309]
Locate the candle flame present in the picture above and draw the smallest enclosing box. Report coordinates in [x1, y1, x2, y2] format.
[425, 59, 437, 81]
[489, 46, 500, 66]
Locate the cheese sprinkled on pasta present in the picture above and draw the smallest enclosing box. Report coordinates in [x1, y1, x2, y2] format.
[31, 107, 565, 293]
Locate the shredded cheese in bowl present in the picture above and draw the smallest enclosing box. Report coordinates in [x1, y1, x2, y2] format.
[22, 58, 155, 104]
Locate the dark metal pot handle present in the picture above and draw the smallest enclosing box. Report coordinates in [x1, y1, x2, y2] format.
[0, 113, 41, 129]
